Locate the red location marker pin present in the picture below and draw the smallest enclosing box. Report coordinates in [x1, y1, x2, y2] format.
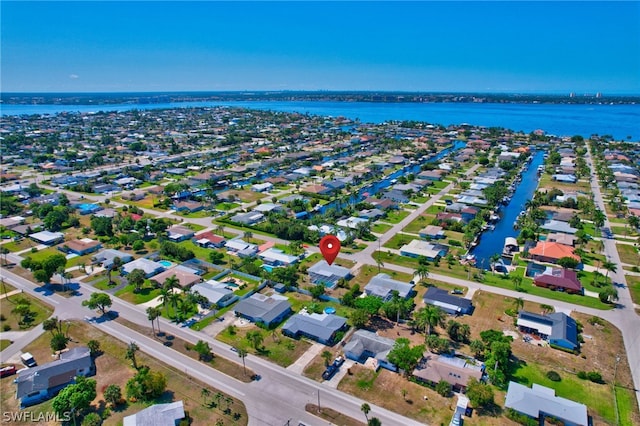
[319, 235, 341, 265]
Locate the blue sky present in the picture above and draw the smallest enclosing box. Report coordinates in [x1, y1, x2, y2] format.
[2, 1, 639, 93]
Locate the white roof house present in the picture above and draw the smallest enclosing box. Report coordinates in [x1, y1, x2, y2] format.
[505, 382, 587, 426]
[258, 248, 299, 266]
[29, 230, 64, 245]
[191, 280, 238, 307]
[336, 217, 369, 229]
[364, 273, 414, 301]
[308, 260, 352, 289]
[123, 401, 185, 426]
[122, 258, 164, 278]
[399, 239, 448, 260]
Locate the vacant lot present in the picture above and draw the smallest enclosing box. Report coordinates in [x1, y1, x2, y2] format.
[617, 243, 639, 265]
[0, 321, 247, 426]
[626, 275, 640, 308]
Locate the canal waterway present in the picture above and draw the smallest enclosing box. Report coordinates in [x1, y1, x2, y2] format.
[471, 150, 546, 269]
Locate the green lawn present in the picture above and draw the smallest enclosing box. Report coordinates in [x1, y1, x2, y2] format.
[616, 243, 639, 265]
[0, 340, 12, 351]
[352, 264, 413, 288]
[512, 361, 624, 424]
[372, 251, 613, 310]
[425, 204, 445, 214]
[625, 275, 640, 307]
[402, 215, 431, 233]
[115, 283, 162, 304]
[22, 247, 59, 262]
[371, 223, 393, 234]
[384, 210, 410, 224]
[215, 202, 240, 211]
[382, 233, 414, 250]
[216, 325, 311, 367]
[0, 293, 54, 331]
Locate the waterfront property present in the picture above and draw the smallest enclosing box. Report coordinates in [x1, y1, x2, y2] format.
[423, 287, 473, 315]
[528, 241, 580, 265]
[15, 347, 94, 407]
[343, 329, 397, 371]
[532, 266, 583, 294]
[516, 311, 579, 351]
[399, 239, 448, 261]
[281, 312, 348, 345]
[412, 352, 484, 393]
[505, 382, 588, 426]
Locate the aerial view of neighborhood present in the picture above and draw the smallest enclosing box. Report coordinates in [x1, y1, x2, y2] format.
[0, 98, 639, 426]
[1, 1, 640, 426]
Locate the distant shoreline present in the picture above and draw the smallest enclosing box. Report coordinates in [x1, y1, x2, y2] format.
[2, 91, 639, 106]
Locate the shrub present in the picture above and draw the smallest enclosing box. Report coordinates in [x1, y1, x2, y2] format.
[546, 371, 561, 382]
[435, 380, 452, 397]
[3, 324, 11, 331]
[577, 371, 587, 380]
[586, 371, 604, 383]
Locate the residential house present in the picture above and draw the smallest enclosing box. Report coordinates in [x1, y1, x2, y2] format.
[191, 280, 238, 308]
[436, 212, 464, 224]
[193, 231, 226, 248]
[413, 353, 484, 392]
[359, 208, 384, 221]
[29, 231, 64, 245]
[516, 311, 579, 351]
[528, 241, 580, 265]
[123, 401, 185, 426]
[399, 240, 448, 261]
[343, 330, 397, 371]
[167, 225, 195, 242]
[336, 217, 369, 229]
[225, 239, 259, 258]
[419, 225, 446, 240]
[252, 203, 283, 214]
[172, 201, 204, 213]
[233, 293, 292, 327]
[423, 287, 473, 315]
[92, 249, 133, 269]
[15, 347, 94, 407]
[281, 312, 348, 345]
[364, 273, 414, 301]
[308, 260, 352, 289]
[61, 238, 102, 256]
[505, 382, 587, 426]
[552, 174, 577, 184]
[231, 211, 265, 226]
[533, 267, 583, 294]
[151, 266, 202, 288]
[251, 182, 273, 192]
[121, 258, 165, 278]
[381, 189, 409, 204]
[546, 233, 577, 247]
[540, 220, 578, 235]
[258, 248, 299, 267]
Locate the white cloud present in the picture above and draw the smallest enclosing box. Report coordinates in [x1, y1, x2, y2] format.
[69, 74, 79, 79]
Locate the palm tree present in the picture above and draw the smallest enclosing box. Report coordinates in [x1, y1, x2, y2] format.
[415, 264, 430, 285]
[237, 348, 248, 375]
[125, 342, 140, 369]
[246, 330, 264, 350]
[146, 306, 160, 336]
[602, 260, 618, 282]
[540, 304, 554, 314]
[243, 231, 253, 243]
[415, 305, 445, 335]
[361, 403, 371, 422]
[321, 350, 333, 366]
[159, 287, 172, 317]
[368, 418, 382, 426]
[490, 253, 502, 275]
[510, 275, 523, 291]
[513, 297, 524, 312]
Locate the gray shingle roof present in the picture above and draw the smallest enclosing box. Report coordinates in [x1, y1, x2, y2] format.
[16, 347, 92, 399]
[282, 313, 347, 342]
[234, 293, 291, 324]
[365, 273, 413, 299]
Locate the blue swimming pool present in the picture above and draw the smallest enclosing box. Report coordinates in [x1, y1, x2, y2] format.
[77, 203, 100, 214]
[324, 307, 336, 314]
[262, 265, 274, 273]
[159, 260, 173, 268]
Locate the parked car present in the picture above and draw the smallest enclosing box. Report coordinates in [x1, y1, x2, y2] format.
[322, 365, 337, 380]
[20, 352, 36, 368]
[0, 365, 16, 378]
[333, 356, 344, 367]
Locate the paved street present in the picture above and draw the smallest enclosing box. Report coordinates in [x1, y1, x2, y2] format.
[1, 147, 639, 423]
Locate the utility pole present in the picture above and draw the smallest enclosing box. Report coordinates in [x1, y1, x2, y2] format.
[317, 390, 321, 413]
[613, 354, 620, 426]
